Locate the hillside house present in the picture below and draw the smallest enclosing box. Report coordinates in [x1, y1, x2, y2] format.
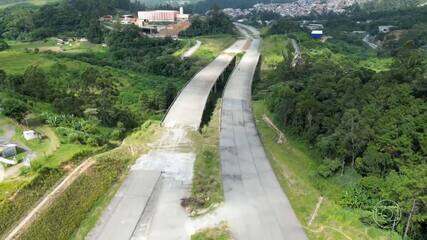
[121, 15, 136, 25]
[311, 30, 323, 39]
[379, 25, 396, 34]
[23, 130, 37, 140]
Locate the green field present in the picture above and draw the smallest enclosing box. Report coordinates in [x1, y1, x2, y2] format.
[261, 35, 289, 71]
[261, 34, 395, 74]
[0, 37, 178, 237]
[0, 39, 108, 74]
[0, 50, 56, 74]
[193, 35, 236, 62]
[0, 39, 185, 122]
[0, 0, 58, 8]
[0, 115, 97, 238]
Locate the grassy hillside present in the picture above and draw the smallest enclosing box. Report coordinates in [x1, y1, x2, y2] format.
[0, 0, 58, 8]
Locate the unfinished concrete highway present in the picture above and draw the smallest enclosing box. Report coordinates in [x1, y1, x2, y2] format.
[89, 24, 306, 240]
[219, 30, 308, 239]
[88, 36, 248, 240]
[163, 40, 246, 130]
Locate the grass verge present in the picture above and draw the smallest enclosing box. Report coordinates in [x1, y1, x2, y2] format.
[253, 101, 401, 240]
[184, 100, 223, 216]
[191, 222, 232, 240]
[193, 35, 236, 62]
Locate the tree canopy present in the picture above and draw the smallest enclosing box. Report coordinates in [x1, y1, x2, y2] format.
[263, 37, 426, 238]
[180, 6, 234, 37]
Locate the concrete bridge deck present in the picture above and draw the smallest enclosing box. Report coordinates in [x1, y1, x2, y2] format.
[163, 39, 246, 130]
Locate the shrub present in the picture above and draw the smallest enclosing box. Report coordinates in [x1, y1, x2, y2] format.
[182, 147, 223, 214]
[317, 158, 341, 178]
[0, 97, 28, 121]
[0, 40, 9, 52]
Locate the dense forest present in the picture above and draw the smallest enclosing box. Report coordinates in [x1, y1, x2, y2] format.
[261, 7, 426, 239]
[0, 0, 140, 41]
[180, 6, 234, 37]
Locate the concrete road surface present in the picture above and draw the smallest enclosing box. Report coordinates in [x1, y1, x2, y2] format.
[219, 34, 308, 239]
[130, 39, 247, 240]
[87, 170, 161, 240]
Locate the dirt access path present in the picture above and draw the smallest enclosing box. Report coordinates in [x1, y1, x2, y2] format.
[181, 40, 202, 59]
[0, 124, 16, 181]
[0, 124, 15, 144]
[4, 158, 95, 240]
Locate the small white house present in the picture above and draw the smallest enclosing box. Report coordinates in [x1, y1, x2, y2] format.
[23, 130, 37, 141]
[311, 30, 324, 39]
[379, 26, 396, 34]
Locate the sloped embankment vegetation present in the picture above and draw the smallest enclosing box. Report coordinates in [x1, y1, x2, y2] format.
[191, 222, 232, 240]
[0, 147, 95, 238]
[259, 10, 426, 239]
